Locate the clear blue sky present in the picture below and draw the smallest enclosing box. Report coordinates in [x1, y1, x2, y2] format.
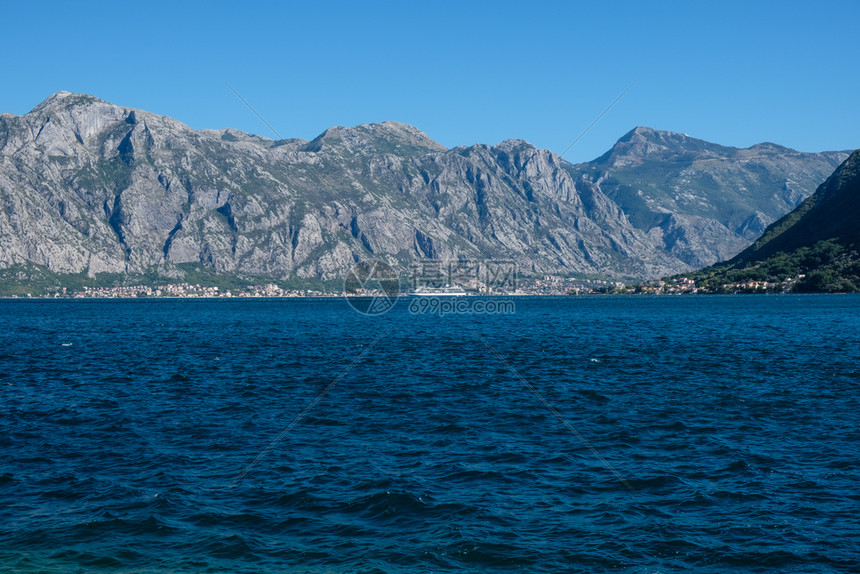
[2, 0, 857, 163]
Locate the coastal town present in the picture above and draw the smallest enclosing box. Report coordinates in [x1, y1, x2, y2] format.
[612, 274, 808, 294]
[68, 283, 331, 298]
[15, 275, 611, 298]
[4, 272, 815, 298]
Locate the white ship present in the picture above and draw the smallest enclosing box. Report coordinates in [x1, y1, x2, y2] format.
[407, 285, 467, 296]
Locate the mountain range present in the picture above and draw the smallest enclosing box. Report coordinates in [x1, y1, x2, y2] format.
[0, 92, 850, 290]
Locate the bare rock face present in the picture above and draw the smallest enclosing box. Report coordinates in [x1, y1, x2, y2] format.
[0, 93, 849, 283]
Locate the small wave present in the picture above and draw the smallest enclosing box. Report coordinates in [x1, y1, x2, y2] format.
[709, 489, 770, 502]
[200, 533, 259, 560]
[579, 389, 611, 402]
[435, 540, 541, 568]
[625, 474, 689, 492]
[271, 489, 329, 511]
[433, 422, 470, 434]
[343, 490, 428, 518]
[439, 467, 509, 485]
[71, 514, 178, 538]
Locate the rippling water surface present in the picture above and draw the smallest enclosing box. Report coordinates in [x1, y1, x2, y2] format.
[1, 295, 858, 572]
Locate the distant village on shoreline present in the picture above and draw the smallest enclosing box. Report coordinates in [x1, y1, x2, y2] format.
[1, 273, 816, 299]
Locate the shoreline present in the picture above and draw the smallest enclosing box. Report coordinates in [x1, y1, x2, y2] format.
[1, 292, 855, 301]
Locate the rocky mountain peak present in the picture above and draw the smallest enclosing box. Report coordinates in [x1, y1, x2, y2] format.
[0, 92, 130, 156]
[30, 91, 107, 114]
[624, 125, 722, 150]
[302, 120, 445, 156]
[593, 126, 740, 170]
[627, 125, 663, 138]
[495, 139, 537, 153]
[617, 126, 680, 144]
[747, 141, 792, 153]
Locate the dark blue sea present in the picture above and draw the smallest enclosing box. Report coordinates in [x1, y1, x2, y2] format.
[1, 295, 858, 573]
